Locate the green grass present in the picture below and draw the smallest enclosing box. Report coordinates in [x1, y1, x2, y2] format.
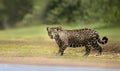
[0, 26, 45, 39]
[0, 45, 56, 57]
[0, 24, 119, 64]
[0, 24, 119, 41]
[0, 44, 119, 64]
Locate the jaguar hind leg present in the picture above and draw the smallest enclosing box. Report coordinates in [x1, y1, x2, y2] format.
[92, 42, 103, 56]
[96, 45, 102, 56]
[84, 43, 92, 56]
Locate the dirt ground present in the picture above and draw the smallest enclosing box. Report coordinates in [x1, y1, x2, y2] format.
[0, 57, 119, 69]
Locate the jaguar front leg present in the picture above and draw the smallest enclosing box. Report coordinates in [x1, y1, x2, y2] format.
[60, 46, 67, 56]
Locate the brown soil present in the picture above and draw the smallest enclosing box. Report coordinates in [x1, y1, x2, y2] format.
[0, 57, 119, 69]
[0, 40, 55, 46]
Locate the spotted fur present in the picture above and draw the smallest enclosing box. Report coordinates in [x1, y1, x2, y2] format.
[47, 26, 108, 56]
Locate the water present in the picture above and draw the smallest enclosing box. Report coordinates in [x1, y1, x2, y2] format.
[0, 64, 119, 71]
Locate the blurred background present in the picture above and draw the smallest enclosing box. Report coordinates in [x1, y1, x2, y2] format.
[0, 0, 120, 29]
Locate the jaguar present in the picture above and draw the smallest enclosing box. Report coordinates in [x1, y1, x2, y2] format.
[47, 26, 108, 56]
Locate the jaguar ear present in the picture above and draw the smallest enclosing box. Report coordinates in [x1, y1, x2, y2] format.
[57, 26, 62, 31]
[59, 26, 62, 30]
[47, 27, 49, 31]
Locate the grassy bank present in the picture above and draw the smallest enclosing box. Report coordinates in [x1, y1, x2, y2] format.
[0, 24, 119, 64]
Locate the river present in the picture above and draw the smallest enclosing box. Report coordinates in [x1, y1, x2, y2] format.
[0, 64, 119, 71]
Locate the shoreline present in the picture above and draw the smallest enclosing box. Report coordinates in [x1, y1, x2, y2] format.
[0, 57, 119, 69]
